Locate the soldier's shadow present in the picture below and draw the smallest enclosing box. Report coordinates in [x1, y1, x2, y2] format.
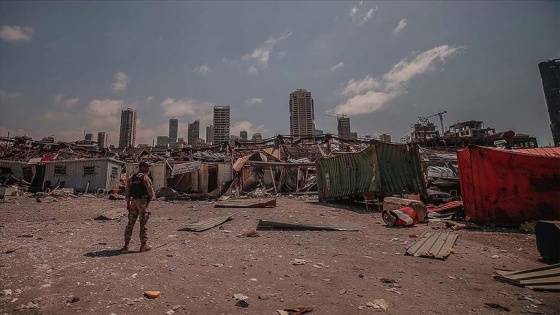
[84, 249, 138, 258]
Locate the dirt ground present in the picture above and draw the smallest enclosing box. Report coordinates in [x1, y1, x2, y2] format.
[0, 195, 558, 315]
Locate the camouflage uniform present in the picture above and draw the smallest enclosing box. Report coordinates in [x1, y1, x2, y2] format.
[124, 173, 155, 245]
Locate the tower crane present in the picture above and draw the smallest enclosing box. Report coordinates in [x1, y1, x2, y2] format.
[418, 110, 447, 135]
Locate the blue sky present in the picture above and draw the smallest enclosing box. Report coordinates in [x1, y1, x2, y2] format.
[0, 1, 558, 146]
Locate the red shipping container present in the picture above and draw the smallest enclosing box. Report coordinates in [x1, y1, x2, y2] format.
[458, 146, 560, 227]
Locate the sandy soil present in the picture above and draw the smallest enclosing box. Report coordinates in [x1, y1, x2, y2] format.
[0, 195, 558, 315]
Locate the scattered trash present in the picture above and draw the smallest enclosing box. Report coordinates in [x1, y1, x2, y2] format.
[233, 293, 248, 300]
[94, 208, 127, 220]
[212, 263, 224, 268]
[235, 299, 249, 308]
[373, 299, 389, 311]
[67, 296, 80, 303]
[143, 291, 161, 299]
[382, 207, 419, 227]
[383, 197, 427, 222]
[2, 289, 12, 296]
[168, 265, 177, 272]
[291, 259, 306, 266]
[366, 302, 379, 309]
[491, 255, 500, 259]
[484, 303, 511, 312]
[380, 278, 396, 284]
[244, 230, 260, 238]
[277, 307, 313, 315]
[258, 293, 277, 300]
[520, 296, 543, 305]
[108, 194, 125, 200]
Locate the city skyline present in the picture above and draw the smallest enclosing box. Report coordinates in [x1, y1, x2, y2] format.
[1, 2, 558, 146]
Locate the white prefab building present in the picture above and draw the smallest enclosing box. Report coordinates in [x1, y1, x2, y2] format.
[42, 158, 124, 192]
[0, 160, 33, 182]
[125, 162, 167, 192]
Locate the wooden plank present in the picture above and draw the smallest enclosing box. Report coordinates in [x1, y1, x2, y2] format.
[505, 269, 560, 281]
[406, 232, 433, 255]
[526, 284, 560, 292]
[430, 232, 450, 259]
[415, 233, 440, 257]
[499, 263, 560, 277]
[436, 233, 459, 259]
[519, 276, 560, 285]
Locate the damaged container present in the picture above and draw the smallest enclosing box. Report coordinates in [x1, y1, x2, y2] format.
[457, 146, 560, 227]
[316, 142, 426, 201]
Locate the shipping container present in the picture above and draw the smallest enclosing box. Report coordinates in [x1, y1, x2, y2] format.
[316, 142, 426, 201]
[458, 146, 560, 227]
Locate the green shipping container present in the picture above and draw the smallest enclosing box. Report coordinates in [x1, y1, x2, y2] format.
[316, 142, 426, 201]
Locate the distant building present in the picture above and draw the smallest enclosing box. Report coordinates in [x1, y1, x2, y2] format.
[176, 138, 186, 149]
[538, 59, 560, 146]
[137, 144, 150, 148]
[240, 130, 248, 141]
[196, 138, 205, 146]
[118, 108, 137, 149]
[188, 120, 200, 146]
[337, 116, 351, 140]
[229, 135, 239, 147]
[41, 136, 55, 143]
[314, 129, 324, 136]
[169, 118, 178, 145]
[379, 134, 391, 143]
[350, 132, 358, 141]
[206, 125, 214, 145]
[289, 89, 315, 137]
[97, 132, 109, 149]
[213, 106, 231, 146]
[447, 121, 495, 138]
[252, 133, 262, 141]
[411, 122, 439, 141]
[156, 136, 169, 148]
[84, 133, 93, 142]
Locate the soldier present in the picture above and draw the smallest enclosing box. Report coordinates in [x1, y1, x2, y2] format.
[123, 161, 155, 252]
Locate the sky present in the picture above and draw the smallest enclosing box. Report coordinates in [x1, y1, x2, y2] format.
[0, 1, 558, 146]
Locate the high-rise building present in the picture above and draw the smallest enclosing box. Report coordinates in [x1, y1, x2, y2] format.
[252, 133, 263, 141]
[118, 108, 137, 149]
[240, 130, 248, 141]
[289, 89, 315, 137]
[206, 125, 214, 145]
[97, 132, 109, 149]
[85, 133, 93, 142]
[169, 118, 178, 144]
[538, 59, 560, 146]
[188, 120, 200, 146]
[213, 106, 231, 146]
[379, 134, 391, 143]
[156, 136, 169, 148]
[337, 116, 351, 140]
[350, 132, 358, 141]
[314, 129, 324, 136]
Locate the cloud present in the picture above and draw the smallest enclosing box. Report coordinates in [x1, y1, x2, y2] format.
[332, 45, 464, 115]
[277, 51, 286, 59]
[392, 19, 408, 36]
[231, 121, 270, 139]
[242, 32, 291, 74]
[359, 7, 377, 25]
[39, 111, 74, 122]
[330, 61, 345, 72]
[146, 96, 154, 102]
[0, 25, 34, 42]
[85, 99, 124, 127]
[111, 72, 128, 92]
[159, 98, 215, 124]
[350, 7, 359, 17]
[54, 93, 79, 108]
[0, 89, 21, 99]
[342, 75, 381, 96]
[244, 97, 264, 105]
[193, 64, 211, 75]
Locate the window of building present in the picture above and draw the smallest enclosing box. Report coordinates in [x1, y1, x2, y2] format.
[111, 166, 119, 178]
[54, 165, 67, 175]
[84, 166, 95, 175]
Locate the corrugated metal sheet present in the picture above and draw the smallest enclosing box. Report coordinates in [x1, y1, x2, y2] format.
[44, 158, 122, 191]
[179, 215, 233, 232]
[0, 160, 29, 181]
[257, 220, 361, 231]
[218, 163, 233, 187]
[405, 231, 458, 260]
[316, 143, 426, 201]
[458, 146, 560, 227]
[513, 147, 560, 157]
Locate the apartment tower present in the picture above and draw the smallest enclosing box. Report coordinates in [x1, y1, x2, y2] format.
[169, 118, 178, 145]
[118, 108, 137, 149]
[188, 120, 200, 146]
[538, 59, 560, 146]
[289, 89, 315, 137]
[206, 125, 214, 145]
[213, 106, 231, 146]
[337, 116, 351, 140]
[97, 132, 109, 149]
